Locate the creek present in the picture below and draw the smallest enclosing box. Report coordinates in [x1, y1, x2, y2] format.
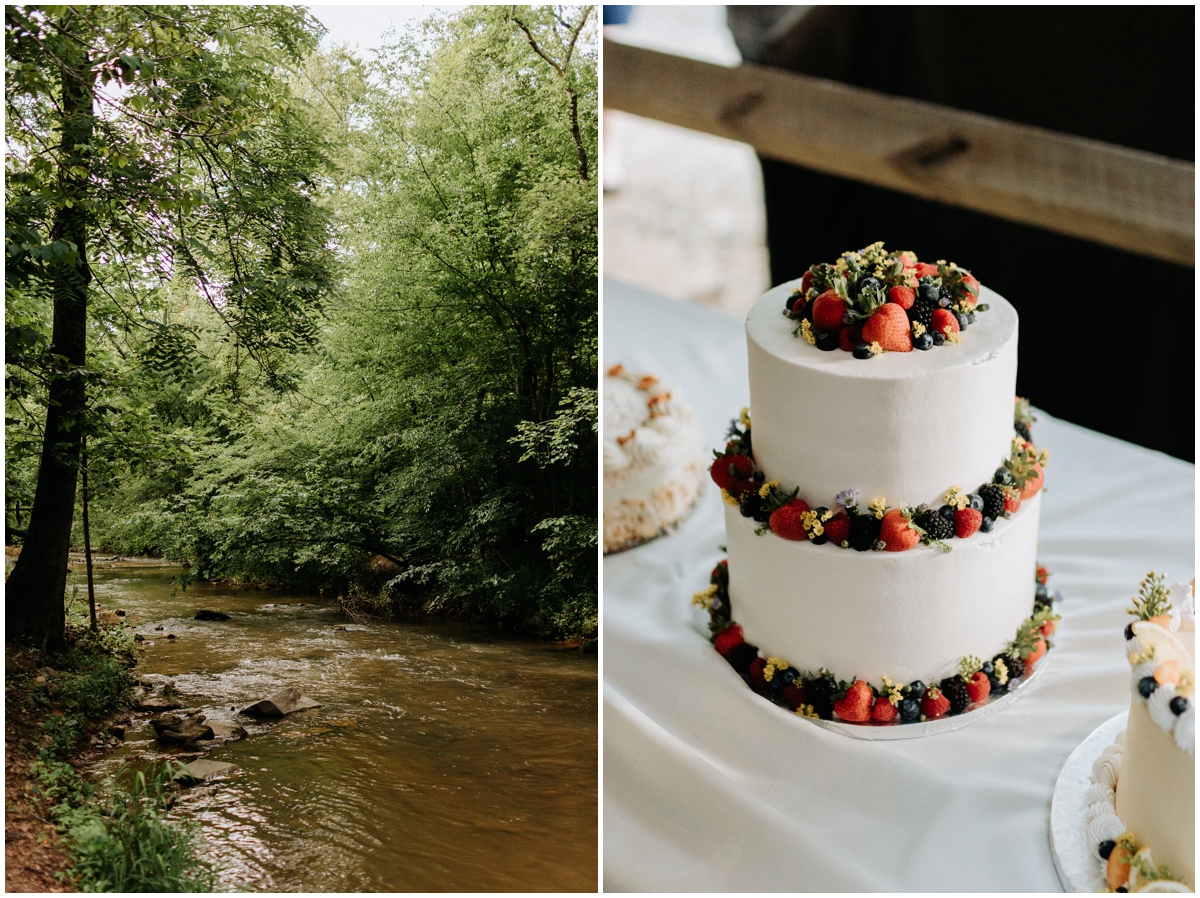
[80, 562, 597, 892]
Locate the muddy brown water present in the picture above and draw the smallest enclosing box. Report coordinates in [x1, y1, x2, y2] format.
[81, 562, 597, 892]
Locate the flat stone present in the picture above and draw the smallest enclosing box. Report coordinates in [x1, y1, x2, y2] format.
[240, 686, 322, 718]
[194, 610, 231, 621]
[175, 760, 237, 783]
[137, 699, 182, 713]
[207, 721, 248, 741]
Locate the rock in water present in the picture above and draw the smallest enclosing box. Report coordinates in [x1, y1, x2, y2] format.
[175, 760, 237, 784]
[194, 610, 231, 621]
[239, 686, 322, 718]
[207, 721, 248, 741]
[151, 713, 214, 746]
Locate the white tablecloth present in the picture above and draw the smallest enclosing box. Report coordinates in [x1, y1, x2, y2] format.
[602, 278, 1196, 892]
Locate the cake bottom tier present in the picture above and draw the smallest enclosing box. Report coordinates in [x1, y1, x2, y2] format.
[724, 492, 1041, 685]
[1115, 700, 1195, 889]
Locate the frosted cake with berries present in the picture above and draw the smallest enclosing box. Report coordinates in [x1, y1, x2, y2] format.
[693, 243, 1055, 727]
[1085, 574, 1194, 893]
[604, 364, 707, 554]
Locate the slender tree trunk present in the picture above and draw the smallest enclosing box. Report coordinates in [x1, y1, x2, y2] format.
[5, 39, 93, 654]
[82, 437, 97, 632]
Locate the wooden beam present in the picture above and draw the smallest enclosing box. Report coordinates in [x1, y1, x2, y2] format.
[604, 39, 1194, 266]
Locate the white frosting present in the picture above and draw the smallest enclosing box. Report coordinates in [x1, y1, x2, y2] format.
[1086, 781, 1116, 806]
[1172, 704, 1194, 754]
[603, 369, 707, 553]
[1085, 798, 1117, 823]
[1147, 684, 1178, 732]
[1087, 813, 1126, 856]
[723, 491, 1040, 684]
[1091, 752, 1121, 790]
[745, 282, 1019, 505]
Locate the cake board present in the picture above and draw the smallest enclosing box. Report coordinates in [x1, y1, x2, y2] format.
[1049, 711, 1128, 893]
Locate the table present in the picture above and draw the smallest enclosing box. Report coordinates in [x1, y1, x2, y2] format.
[602, 278, 1196, 892]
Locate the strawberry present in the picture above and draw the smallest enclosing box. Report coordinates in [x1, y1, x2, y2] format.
[921, 686, 951, 719]
[954, 507, 982, 539]
[1040, 619, 1056, 638]
[1025, 637, 1047, 672]
[768, 499, 810, 541]
[799, 270, 815, 295]
[914, 261, 940, 278]
[1019, 464, 1044, 500]
[879, 508, 920, 552]
[931, 308, 959, 337]
[833, 679, 873, 723]
[1003, 489, 1022, 515]
[748, 656, 769, 695]
[782, 682, 806, 710]
[965, 671, 991, 704]
[713, 623, 744, 657]
[887, 285, 915, 310]
[837, 323, 862, 352]
[824, 511, 851, 547]
[1036, 565, 1049, 585]
[860, 303, 912, 352]
[871, 695, 898, 722]
[710, 453, 755, 494]
[812, 289, 849, 333]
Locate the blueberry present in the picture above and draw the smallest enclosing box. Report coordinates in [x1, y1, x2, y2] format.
[753, 504, 772, 524]
[1170, 696, 1188, 715]
[815, 331, 839, 352]
[981, 660, 994, 675]
[988, 674, 1006, 695]
[980, 516, 994, 532]
[858, 276, 882, 294]
[938, 505, 956, 523]
[1139, 676, 1157, 698]
[968, 493, 984, 511]
[932, 331, 945, 346]
[1098, 840, 1116, 860]
[955, 312, 969, 330]
[1124, 623, 1135, 641]
[898, 698, 920, 722]
[907, 680, 927, 702]
[966, 311, 977, 325]
[913, 332, 933, 351]
[852, 343, 874, 359]
[785, 292, 802, 313]
[917, 284, 939, 303]
[739, 496, 762, 518]
[780, 667, 799, 687]
[993, 467, 1015, 487]
[1117, 887, 1127, 893]
[1036, 583, 1050, 601]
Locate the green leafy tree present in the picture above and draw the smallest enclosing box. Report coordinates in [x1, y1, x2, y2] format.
[5, 5, 335, 650]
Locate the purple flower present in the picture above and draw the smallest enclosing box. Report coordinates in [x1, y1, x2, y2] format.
[842, 311, 854, 326]
[835, 488, 859, 508]
[711, 597, 723, 611]
[938, 295, 951, 308]
[1009, 677, 1022, 690]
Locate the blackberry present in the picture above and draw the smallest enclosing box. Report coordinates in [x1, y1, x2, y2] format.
[914, 509, 952, 541]
[725, 642, 759, 675]
[940, 675, 970, 714]
[978, 483, 1006, 520]
[848, 512, 881, 552]
[804, 676, 835, 720]
[908, 297, 937, 329]
[739, 494, 764, 518]
[1003, 655, 1025, 680]
[1014, 420, 1032, 442]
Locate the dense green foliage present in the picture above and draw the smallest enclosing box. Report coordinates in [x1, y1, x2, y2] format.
[6, 6, 598, 640]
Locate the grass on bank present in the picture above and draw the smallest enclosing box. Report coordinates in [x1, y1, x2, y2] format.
[8, 599, 216, 891]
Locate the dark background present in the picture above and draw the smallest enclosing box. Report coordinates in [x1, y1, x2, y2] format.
[728, 5, 1195, 462]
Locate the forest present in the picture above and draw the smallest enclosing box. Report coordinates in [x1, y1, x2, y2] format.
[6, 5, 599, 647]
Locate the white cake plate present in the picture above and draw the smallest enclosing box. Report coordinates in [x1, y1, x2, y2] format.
[701, 600, 1060, 740]
[1049, 711, 1128, 892]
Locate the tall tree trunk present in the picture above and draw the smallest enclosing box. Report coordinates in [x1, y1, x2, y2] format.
[5, 38, 93, 654]
[82, 437, 97, 632]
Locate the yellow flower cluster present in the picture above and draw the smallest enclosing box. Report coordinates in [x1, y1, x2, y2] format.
[800, 319, 816, 345]
[945, 331, 962, 344]
[759, 479, 779, 499]
[739, 407, 752, 428]
[869, 497, 888, 520]
[993, 657, 1009, 685]
[691, 584, 718, 608]
[721, 490, 740, 506]
[911, 321, 926, 337]
[942, 485, 970, 510]
[1129, 646, 1157, 668]
[763, 657, 789, 683]
[795, 704, 819, 719]
[879, 674, 902, 704]
[799, 509, 823, 537]
[1177, 670, 1194, 698]
[868, 341, 883, 356]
